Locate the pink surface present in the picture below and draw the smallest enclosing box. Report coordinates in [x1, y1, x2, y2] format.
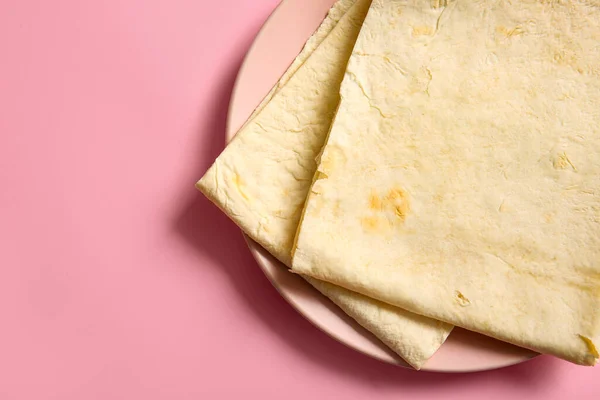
[0, 0, 597, 398]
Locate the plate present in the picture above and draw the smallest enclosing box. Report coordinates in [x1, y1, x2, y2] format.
[225, 0, 539, 372]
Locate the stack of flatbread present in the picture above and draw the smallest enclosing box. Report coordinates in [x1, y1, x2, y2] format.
[198, 0, 600, 368]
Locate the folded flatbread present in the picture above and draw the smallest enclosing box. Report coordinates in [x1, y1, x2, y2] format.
[292, 0, 600, 365]
[197, 0, 452, 369]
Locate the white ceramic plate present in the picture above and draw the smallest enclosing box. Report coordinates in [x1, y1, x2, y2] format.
[225, 0, 538, 372]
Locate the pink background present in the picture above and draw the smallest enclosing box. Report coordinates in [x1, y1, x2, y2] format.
[0, 0, 597, 398]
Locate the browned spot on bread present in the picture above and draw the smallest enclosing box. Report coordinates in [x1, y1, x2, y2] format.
[579, 335, 599, 359]
[386, 188, 410, 221]
[553, 152, 577, 171]
[431, 0, 451, 9]
[361, 187, 411, 232]
[361, 216, 381, 232]
[412, 26, 434, 37]
[233, 173, 249, 200]
[394, 205, 407, 219]
[369, 192, 382, 210]
[496, 25, 524, 38]
[455, 291, 471, 307]
[319, 145, 347, 175]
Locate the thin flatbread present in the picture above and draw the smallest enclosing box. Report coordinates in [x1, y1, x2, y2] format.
[245, 0, 356, 123]
[197, 0, 452, 369]
[292, 0, 600, 365]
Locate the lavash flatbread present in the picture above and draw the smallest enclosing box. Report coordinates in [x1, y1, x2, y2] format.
[292, 0, 600, 365]
[197, 0, 452, 369]
[245, 0, 356, 123]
